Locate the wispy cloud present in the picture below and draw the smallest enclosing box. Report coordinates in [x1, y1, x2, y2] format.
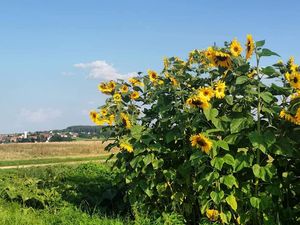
[20, 108, 62, 123]
[74, 60, 137, 80]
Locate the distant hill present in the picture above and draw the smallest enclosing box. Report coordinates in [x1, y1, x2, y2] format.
[63, 126, 103, 133]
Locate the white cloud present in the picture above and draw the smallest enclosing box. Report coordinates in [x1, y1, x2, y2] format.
[20, 108, 62, 123]
[74, 60, 137, 80]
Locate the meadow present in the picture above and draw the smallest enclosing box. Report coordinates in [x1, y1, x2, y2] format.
[0, 142, 188, 225]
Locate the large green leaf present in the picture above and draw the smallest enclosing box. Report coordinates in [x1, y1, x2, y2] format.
[258, 48, 280, 57]
[211, 157, 224, 171]
[226, 195, 237, 211]
[260, 92, 274, 103]
[131, 125, 144, 140]
[250, 197, 261, 209]
[252, 164, 266, 181]
[230, 117, 250, 133]
[249, 131, 266, 153]
[256, 40, 265, 48]
[210, 190, 224, 204]
[223, 154, 235, 167]
[217, 140, 229, 151]
[222, 174, 238, 189]
[236, 76, 248, 85]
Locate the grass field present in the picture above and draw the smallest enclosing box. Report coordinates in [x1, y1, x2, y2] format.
[0, 141, 117, 161]
[0, 142, 188, 224]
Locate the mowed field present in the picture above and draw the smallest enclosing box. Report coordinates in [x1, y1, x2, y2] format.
[0, 141, 117, 168]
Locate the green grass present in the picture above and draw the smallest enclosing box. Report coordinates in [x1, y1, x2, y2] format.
[0, 155, 112, 167]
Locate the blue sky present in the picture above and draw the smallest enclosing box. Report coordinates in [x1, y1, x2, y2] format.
[1, 0, 300, 134]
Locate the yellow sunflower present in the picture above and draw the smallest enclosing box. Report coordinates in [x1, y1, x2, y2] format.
[130, 91, 140, 100]
[100, 108, 108, 116]
[120, 113, 131, 129]
[211, 50, 231, 68]
[148, 69, 159, 82]
[206, 209, 219, 222]
[214, 81, 226, 99]
[120, 84, 129, 93]
[169, 76, 178, 86]
[129, 78, 144, 87]
[190, 133, 213, 154]
[108, 114, 115, 126]
[120, 142, 133, 153]
[113, 93, 122, 103]
[230, 38, 243, 57]
[108, 80, 116, 90]
[198, 87, 214, 101]
[246, 34, 255, 60]
[98, 82, 113, 94]
[289, 72, 300, 89]
[186, 95, 210, 109]
[89, 111, 99, 124]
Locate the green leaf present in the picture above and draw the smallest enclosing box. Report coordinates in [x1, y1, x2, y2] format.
[236, 76, 248, 85]
[222, 174, 238, 189]
[258, 48, 280, 57]
[224, 134, 239, 144]
[224, 96, 233, 105]
[252, 164, 266, 181]
[203, 108, 219, 121]
[249, 131, 266, 153]
[264, 131, 276, 147]
[250, 197, 261, 209]
[210, 190, 224, 204]
[223, 154, 235, 166]
[211, 157, 224, 171]
[131, 125, 144, 140]
[260, 92, 273, 103]
[256, 40, 265, 48]
[217, 140, 229, 151]
[230, 117, 250, 133]
[226, 195, 237, 211]
[220, 212, 228, 224]
[261, 66, 276, 76]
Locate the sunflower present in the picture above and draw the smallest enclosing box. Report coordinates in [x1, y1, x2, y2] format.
[206, 209, 219, 222]
[120, 113, 131, 129]
[108, 80, 116, 90]
[113, 93, 122, 103]
[108, 114, 115, 126]
[186, 95, 210, 109]
[205, 47, 215, 60]
[100, 108, 108, 116]
[190, 133, 213, 154]
[279, 109, 298, 124]
[148, 70, 159, 82]
[129, 78, 144, 87]
[287, 56, 299, 73]
[198, 87, 214, 101]
[230, 38, 243, 57]
[247, 69, 257, 78]
[169, 76, 179, 86]
[98, 81, 116, 94]
[289, 72, 300, 89]
[89, 111, 99, 124]
[214, 81, 226, 99]
[246, 34, 255, 60]
[120, 142, 133, 153]
[211, 50, 231, 68]
[120, 84, 129, 93]
[130, 91, 140, 100]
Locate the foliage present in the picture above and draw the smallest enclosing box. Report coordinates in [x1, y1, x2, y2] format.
[92, 35, 300, 224]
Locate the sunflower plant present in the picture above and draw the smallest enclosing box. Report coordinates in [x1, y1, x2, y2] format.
[90, 35, 300, 225]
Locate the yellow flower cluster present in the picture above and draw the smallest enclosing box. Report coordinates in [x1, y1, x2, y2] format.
[206, 209, 219, 221]
[120, 112, 131, 129]
[279, 109, 300, 125]
[190, 133, 212, 154]
[147, 70, 164, 85]
[98, 80, 116, 94]
[186, 81, 226, 109]
[129, 78, 144, 87]
[120, 141, 133, 153]
[89, 111, 115, 126]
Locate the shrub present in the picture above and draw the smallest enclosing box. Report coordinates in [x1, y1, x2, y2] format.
[91, 35, 300, 224]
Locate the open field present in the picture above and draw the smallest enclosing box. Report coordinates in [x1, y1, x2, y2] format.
[0, 141, 117, 161]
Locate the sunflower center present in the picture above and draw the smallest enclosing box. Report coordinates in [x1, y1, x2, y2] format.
[293, 77, 298, 83]
[216, 56, 228, 62]
[234, 47, 239, 52]
[197, 138, 206, 146]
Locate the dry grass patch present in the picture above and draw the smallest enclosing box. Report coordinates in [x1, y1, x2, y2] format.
[0, 141, 117, 160]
